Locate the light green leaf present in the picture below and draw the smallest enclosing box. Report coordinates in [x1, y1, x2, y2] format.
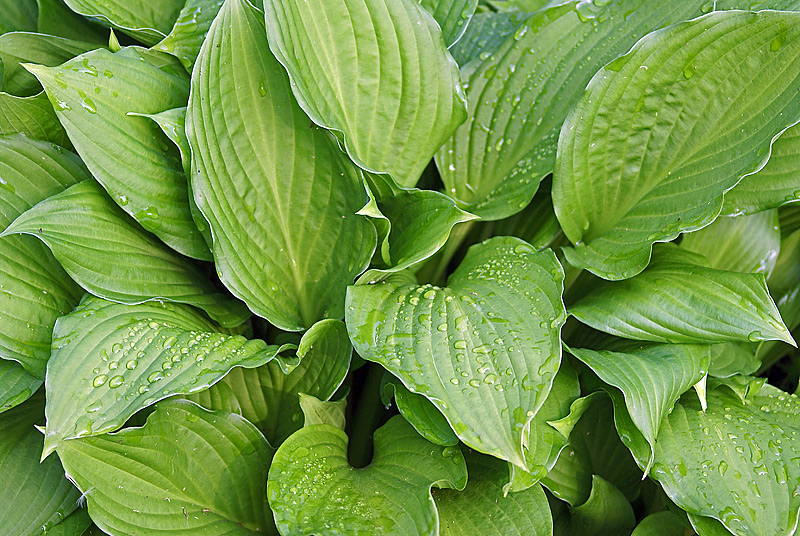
[188, 318, 352, 445]
[567, 343, 710, 474]
[0, 92, 70, 146]
[347, 236, 566, 469]
[435, 453, 553, 536]
[769, 225, 800, 298]
[154, 0, 224, 70]
[36, 0, 109, 44]
[267, 415, 467, 536]
[1, 180, 250, 328]
[263, 0, 468, 187]
[688, 514, 738, 536]
[0, 32, 100, 96]
[448, 11, 529, 66]
[0, 359, 41, 413]
[709, 343, 759, 378]
[26, 47, 211, 260]
[724, 122, 800, 215]
[632, 512, 691, 536]
[0, 394, 81, 536]
[41, 296, 286, 457]
[486, 0, 556, 11]
[298, 393, 347, 429]
[382, 374, 459, 446]
[61, 0, 185, 45]
[649, 381, 800, 536]
[570, 244, 795, 345]
[489, 178, 562, 251]
[681, 211, 780, 276]
[0, 0, 37, 35]
[56, 400, 275, 536]
[188, 0, 375, 331]
[0, 135, 87, 377]
[564, 476, 636, 536]
[419, 0, 478, 47]
[554, 10, 800, 279]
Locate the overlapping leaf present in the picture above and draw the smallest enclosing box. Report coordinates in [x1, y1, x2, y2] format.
[0, 0, 37, 35]
[1, 180, 250, 327]
[56, 400, 275, 536]
[36, 0, 108, 44]
[554, 9, 800, 279]
[448, 11, 529, 66]
[187, 0, 375, 331]
[419, 0, 478, 47]
[0, 360, 41, 413]
[263, 0, 468, 187]
[382, 375, 459, 446]
[154, 0, 225, 70]
[27, 46, 210, 260]
[347, 236, 565, 468]
[0, 92, 69, 146]
[61, 0, 185, 45]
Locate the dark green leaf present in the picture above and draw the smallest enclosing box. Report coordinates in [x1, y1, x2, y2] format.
[0, 0, 38, 34]
[36, 0, 108, 44]
[565, 476, 635, 536]
[382, 374, 459, 446]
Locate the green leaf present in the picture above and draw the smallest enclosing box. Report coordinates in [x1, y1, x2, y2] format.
[56, 399, 275, 535]
[419, 0, 478, 47]
[26, 47, 211, 260]
[769, 225, 800, 297]
[1, 180, 250, 328]
[435, 452, 553, 536]
[40, 508, 93, 536]
[567, 343, 710, 474]
[649, 381, 800, 536]
[569, 244, 795, 345]
[448, 11, 529, 66]
[489, 178, 563, 251]
[0, 0, 37, 35]
[0, 359, 41, 413]
[541, 442, 592, 507]
[263, 0, 468, 187]
[347, 236, 566, 469]
[723, 122, 800, 215]
[298, 392, 347, 429]
[565, 476, 636, 536]
[36, 0, 109, 44]
[554, 10, 800, 279]
[681, 211, 780, 276]
[267, 415, 467, 536]
[0, 92, 70, 146]
[61, 0, 185, 45]
[41, 296, 287, 456]
[154, 0, 224, 70]
[631, 512, 690, 536]
[382, 374, 459, 446]
[709, 343, 760, 379]
[0, 394, 81, 536]
[0, 135, 87, 377]
[188, 318, 352, 445]
[0, 33, 99, 97]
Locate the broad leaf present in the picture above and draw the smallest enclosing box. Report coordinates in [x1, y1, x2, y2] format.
[435, 453, 553, 536]
[541, 442, 592, 507]
[709, 343, 760, 379]
[681, 211, 780, 276]
[188, 0, 375, 331]
[554, 10, 800, 279]
[36, 0, 109, 44]
[0, 394, 81, 536]
[347, 236, 566, 468]
[570, 244, 795, 345]
[27, 47, 211, 260]
[0, 135, 87, 377]
[564, 476, 636, 536]
[0, 359, 41, 413]
[419, 0, 478, 47]
[61, 0, 185, 45]
[382, 374, 459, 446]
[188, 318, 352, 445]
[263, 0, 468, 187]
[0, 0, 37, 35]
[0, 92, 70, 146]
[1, 180, 250, 328]
[56, 400, 275, 535]
[648, 382, 800, 536]
[154, 0, 224, 70]
[267, 415, 467, 536]
[448, 11, 529, 66]
[41, 296, 287, 456]
[39, 508, 93, 536]
[631, 512, 690, 536]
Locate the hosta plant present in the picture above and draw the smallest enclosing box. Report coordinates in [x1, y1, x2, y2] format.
[3, 0, 800, 534]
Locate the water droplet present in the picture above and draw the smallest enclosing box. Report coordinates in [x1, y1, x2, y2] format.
[108, 376, 124, 388]
[92, 375, 108, 387]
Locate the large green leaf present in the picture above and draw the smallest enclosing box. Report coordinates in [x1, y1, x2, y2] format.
[347, 236, 565, 468]
[681, 211, 780, 276]
[435, 452, 553, 536]
[154, 0, 224, 70]
[56, 400, 275, 535]
[0, 33, 99, 96]
[0, 135, 87, 377]
[567, 343, 710, 473]
[647, 381, 800, 536]
[0, 394, 81, 536]
[723, 122, 800, 215]
[263, 0, 468, 187]
[0, 92, 70, 146]
[419, 0, 478, 47]
[27, 47, 211, 260]
[267, 415, 467, 536]
[553, 10, 800, 280]
[1, 180, 250, 328]
[188, 0, 375, 331]
[0, 359, 41, 413]
[36, 0, 109, 44]
[41, 296, 287, 457]
[0, 0, 37, 35]
[61, 0, 185, 45]
[569, 244, 795, 345]
[188, 318, 352, 445]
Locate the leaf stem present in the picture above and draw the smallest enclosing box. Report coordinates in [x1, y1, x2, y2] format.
[347, 362, 386, 468]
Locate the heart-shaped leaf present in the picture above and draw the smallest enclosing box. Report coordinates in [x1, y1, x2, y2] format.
[569, 244, 795, 345]
[42, 296, 287, 456]
[56, 399, 275, 535]
[0, 359, 41, 413]
[61, 0, 185, 45]
[0, 92, 70, 146]
[419, 0, 478, 47]
[187, 0, 375, 331]
[1, 180, 250, 328]
[347, 236, 566, 468]
[26, 46, 211, 260]
[554, 9, 800, 279]
[267, 415, 467, 536]
[263, 0, 467, 187]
